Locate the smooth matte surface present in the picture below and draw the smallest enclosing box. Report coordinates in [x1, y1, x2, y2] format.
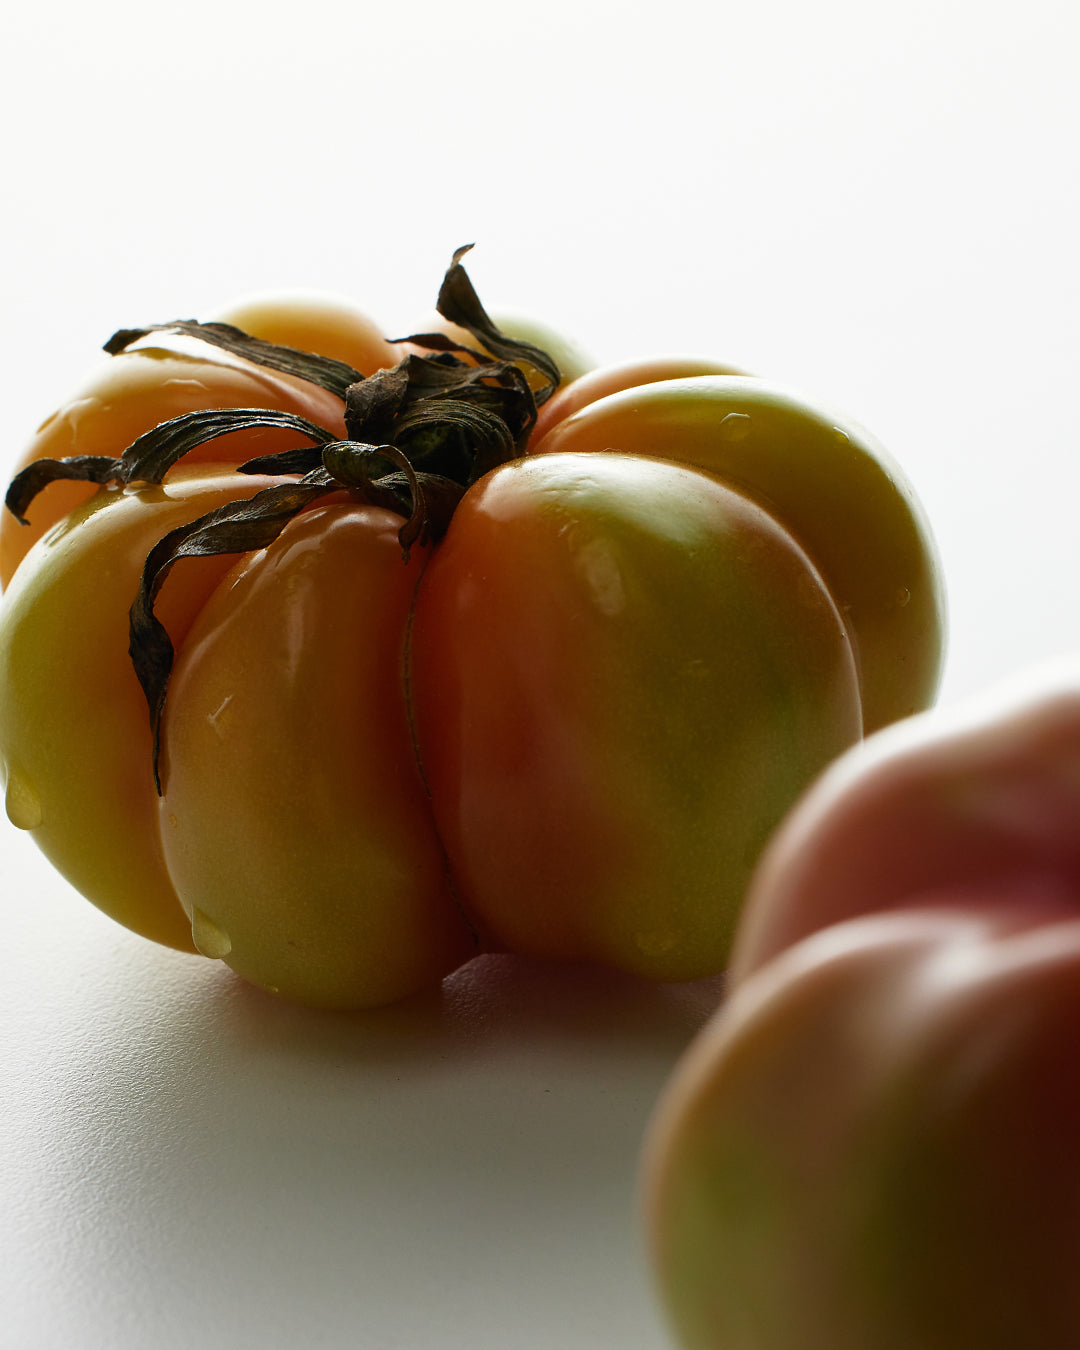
[3, 857, 724, 1350]
[3, 1, 1080, 1346]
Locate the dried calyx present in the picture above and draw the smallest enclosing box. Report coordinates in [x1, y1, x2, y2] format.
[7, 244, 561, 546]
[3, 245, 563, 791]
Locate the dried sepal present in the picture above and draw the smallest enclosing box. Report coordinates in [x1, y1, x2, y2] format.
[4, 408, 337, 525]
[394, 397, 517, 484]
[117, 408, 337, 484]
[319, 441, 465, 556]
[104, 319, 363, 400]
[129, 442, 466, 791]
[130, 471, 342, 792]
[5, 455, 119, 525]
[432, 243, 562, 404]
[343, 363, 411, 445]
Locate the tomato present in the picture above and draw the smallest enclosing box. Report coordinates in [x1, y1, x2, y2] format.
[643, 664, 1080, 1349]
[644, 901, 1080, 1350]
[0, 257, 946, 1007]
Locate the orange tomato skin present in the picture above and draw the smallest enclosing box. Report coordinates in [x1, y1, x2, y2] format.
[529, 354, 750, 446]
[158, 501, 478, 1008]
[530, 376, 946, 738]
[408, 452, 862, 981]
[210, 291, 401, 375]
[0, 470, 286, 950]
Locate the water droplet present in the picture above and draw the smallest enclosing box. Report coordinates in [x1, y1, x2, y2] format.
[895, 586, 911, 608]
[833, 427, 852, 447]
[5, 770, 42, 830]
[207, 695, 234, 739]
[719, 412, 752, 442]
[577, 539, 624, 616]
[163, 377, 211, 395]
[191, 908, 233, 959]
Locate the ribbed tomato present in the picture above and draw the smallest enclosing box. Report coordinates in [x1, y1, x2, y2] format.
[0, 252, 945, 1007]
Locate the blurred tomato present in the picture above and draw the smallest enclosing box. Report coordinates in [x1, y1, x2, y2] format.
[645, 663, 1080, 1349]
[645, 899, 1080, 1350]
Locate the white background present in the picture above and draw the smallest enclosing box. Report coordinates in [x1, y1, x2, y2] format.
[2, 2, 1078, 1346]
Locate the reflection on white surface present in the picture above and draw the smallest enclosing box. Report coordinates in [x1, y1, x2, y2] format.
[3, 826, 723, 1349]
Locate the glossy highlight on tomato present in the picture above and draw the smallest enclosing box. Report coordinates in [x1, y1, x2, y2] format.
[409, 451, 862, 980]
[0, 257, 947, 1008]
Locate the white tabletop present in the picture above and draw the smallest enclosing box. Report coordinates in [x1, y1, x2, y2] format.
[3, 859, 723, 1349]
[4, 2, 1080, 1346]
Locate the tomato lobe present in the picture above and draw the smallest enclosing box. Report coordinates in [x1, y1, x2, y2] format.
[409, 452, 863, 979]
[159, 501, 476, 1008]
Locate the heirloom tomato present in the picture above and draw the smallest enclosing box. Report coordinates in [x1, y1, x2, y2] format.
[644, 663, 1080, 1350]
[645, 902, 1080, 1350]
[0, 252, 945, 1007]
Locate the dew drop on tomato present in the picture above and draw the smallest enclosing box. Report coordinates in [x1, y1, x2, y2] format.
[4, 768, 42, 831]
[718, 413, 752, 442]
[191, 907, 233, 959]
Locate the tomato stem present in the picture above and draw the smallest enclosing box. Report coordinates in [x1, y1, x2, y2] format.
[7, 247, 560, 531]
[5, 247, 564, 795]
